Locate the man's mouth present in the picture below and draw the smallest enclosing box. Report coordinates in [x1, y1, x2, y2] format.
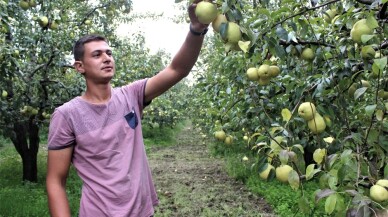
[102, 66, 113, 70]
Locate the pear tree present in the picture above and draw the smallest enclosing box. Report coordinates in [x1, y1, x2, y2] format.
[187, 0, 387, 215]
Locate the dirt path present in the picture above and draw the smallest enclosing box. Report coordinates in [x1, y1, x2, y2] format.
[148, 123, 276, 217]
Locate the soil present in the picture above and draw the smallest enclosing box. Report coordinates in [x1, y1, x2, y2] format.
[147, 124, 277, 217]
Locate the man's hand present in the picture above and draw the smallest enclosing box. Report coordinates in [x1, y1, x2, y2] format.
[188, 0, 211, 32]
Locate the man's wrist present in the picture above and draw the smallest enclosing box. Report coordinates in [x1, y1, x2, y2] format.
[189, 24, 208, 36]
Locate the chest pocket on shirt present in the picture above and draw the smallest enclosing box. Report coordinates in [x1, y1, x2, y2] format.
[124, 107, 138, 129]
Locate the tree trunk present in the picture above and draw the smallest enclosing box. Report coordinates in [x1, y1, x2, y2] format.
[10, 117, 40, 183]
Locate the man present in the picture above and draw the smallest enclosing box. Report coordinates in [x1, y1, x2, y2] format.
[46, 1, 209, 216]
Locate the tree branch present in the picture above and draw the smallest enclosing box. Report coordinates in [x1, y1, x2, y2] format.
[279, 39, 336, 48]
[270, 0, 341, 29]
[355, 0, 374, 5]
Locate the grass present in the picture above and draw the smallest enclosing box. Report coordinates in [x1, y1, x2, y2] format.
[0, 123, 184, 217]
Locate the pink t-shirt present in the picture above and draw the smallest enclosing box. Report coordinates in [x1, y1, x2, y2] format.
[48, 79, 159, 217]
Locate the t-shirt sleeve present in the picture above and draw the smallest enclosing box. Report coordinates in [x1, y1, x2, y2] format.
[47, 109, 75, 150]
[122, 78, 150, 111]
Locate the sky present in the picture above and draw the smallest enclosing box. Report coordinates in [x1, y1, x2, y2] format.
[116, 0, 189, 57]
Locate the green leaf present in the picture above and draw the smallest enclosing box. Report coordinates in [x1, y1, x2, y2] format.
[326, 154, 338, 170]
[292, 144, 304, 154]
[238, 41, 250, 53]
[366, 16, 379, 29]
[374, 57, 387, 70]
[361, 35, 374, 44]
[306, 164, 321, 180]
[328, 176, 338, 190]
[365, 104, 376, 116]
[315, 189, 335, 203]
[279, 149, 289, 165]
[220, 23, 228, 41]
[267, 37, 286, 58]
[276, 26, 288, 41]
[288, 170, 300, 190]
[281, 108, 292, 122]
[257, 8, 271, 18]
[367, 129, 379, 145]
[376, 109, 384, 121]
[354, 87, 367, 100]
[298, 197, 310, 213]
[325, 194, 337, 214]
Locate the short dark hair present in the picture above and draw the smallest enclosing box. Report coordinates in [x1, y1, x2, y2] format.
[73, 35, 107, 61]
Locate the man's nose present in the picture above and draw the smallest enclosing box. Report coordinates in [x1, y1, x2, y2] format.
[102, 52, 112, 62]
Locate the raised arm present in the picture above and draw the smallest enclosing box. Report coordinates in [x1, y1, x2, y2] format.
[46, 147, 73, 217]
[144, 0, 209, 103]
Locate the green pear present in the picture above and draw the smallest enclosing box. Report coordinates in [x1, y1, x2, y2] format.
[39, 16, 49, 27]
[259, 163, 274, 180]
[275, 165, 293, 183]
[1, 90, 8, 98]
[29, 0, 37, 7]
[19, 0, 29, 10]
[361, 80, 370, 88]
[49, 21, 59, 30]
[224, 135, 233, 145]
[225, 22, 241, 43]
[323, 9, 337, 23]
[298, 102, 317, 121]
[348, 83, 359, 97]
[350, 19, 373, 43]
[301, 48, 315, 62]
[195, 1, 218, 25]
[308, 113, 326, 134]
[376, 179, 388, 188]
[268, 65, 280, 77]
[361, 45, 376, 59]
[212, 14, 227, 33]
[258, 77, 271, 86]
[246, 67, 259, 81]
[257, 64, 271, 79]
[370, 185, 388, 202]
[214, 130, 226, 141]
[85, 19, 92, 25]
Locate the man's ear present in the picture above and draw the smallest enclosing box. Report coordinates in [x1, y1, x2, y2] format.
[74, 61, 85, 74]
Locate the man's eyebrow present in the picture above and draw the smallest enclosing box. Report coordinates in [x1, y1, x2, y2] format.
[90, 49, 112, 54]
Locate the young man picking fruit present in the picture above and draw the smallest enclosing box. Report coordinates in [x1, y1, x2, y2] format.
[46, 1, 209, 216]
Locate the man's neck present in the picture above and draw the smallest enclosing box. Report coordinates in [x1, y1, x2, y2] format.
[81, 83, 112, 104]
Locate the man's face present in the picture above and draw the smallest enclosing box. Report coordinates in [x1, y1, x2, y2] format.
[74, 40, 116, 84]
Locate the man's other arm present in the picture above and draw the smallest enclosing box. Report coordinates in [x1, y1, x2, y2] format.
[46, 147, 73, 217]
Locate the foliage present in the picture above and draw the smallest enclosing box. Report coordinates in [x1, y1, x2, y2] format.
[188, 0, 388, 215]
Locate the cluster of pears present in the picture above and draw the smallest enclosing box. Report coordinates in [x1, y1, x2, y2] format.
[19, 0, 37, 10]
[246, 64, 280, 85]
[194, 1, 242, 49]
[370, 179, 388, 202]
[214, 129, 233, 145]
[298, 102, 327, 134]
[350, 19, 378, 60]
[32, 16, 59, 30]
[20, 105, 50, 119]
